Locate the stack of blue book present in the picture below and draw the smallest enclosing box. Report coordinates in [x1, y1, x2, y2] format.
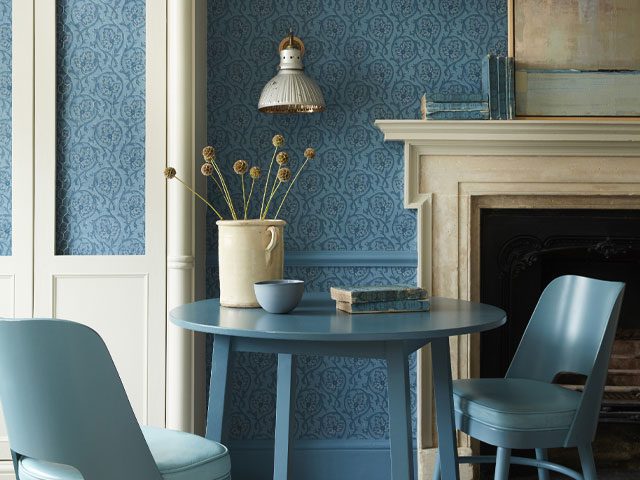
[482, 54, 515, 119]
[424, 93, 489, 120]
[330, 284, 430, 314]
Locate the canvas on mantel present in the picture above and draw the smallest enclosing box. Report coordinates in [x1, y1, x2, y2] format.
[512, 0, 640, 117]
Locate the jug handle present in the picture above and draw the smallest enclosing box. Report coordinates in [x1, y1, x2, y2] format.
[265, 226, 279, 265]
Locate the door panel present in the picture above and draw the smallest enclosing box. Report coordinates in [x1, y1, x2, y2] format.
[53, 273, 149, 419]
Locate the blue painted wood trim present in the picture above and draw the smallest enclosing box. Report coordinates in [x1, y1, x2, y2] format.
[207, 250, 418, 268]
[285, 250, 417, 267]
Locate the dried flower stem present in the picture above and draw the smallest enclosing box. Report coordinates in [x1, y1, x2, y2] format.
[245, 178, 256, 219]
[261, 182, 282, 219]
[207, 172, 223, 194]
[260, 146, 278, 218]
[174, 176, 223, 220]
[274, 158, 309, 219]
[241, 174, 247, 220]
[210, 159, 237, 219]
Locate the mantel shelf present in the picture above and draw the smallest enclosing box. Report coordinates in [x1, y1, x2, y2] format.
[374, 119, 640, 156]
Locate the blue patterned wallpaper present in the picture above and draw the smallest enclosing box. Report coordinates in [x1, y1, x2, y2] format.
[0, 0, 10, 256]
[207, 0, 507, 441]
[56, 0, 146, 255]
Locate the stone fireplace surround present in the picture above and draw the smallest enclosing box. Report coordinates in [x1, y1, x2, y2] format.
[374, 120, 640, 480]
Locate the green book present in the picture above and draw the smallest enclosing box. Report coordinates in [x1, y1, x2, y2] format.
[330, 284, 428, 304]
[336, 299, 430, 314]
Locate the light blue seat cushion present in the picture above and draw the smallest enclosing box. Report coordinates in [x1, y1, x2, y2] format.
[453, 378, 581, 431]
[18, 426, 231, 480]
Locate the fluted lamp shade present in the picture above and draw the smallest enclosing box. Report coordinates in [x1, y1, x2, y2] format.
[258, 34, 326, 114]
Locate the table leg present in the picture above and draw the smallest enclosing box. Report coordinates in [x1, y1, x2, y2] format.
[206, 334, 231, 442]
[431, 338, 460, 480]
[386, 342, 414, 480]
[274, 353, 297, 480]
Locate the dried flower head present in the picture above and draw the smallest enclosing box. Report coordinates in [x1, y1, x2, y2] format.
[276, 151, 289, 166]
[164, 167, 177, 179]
[249, 166, 261, 179]
[277, 167, 292, 182]
[202, 146, 215, 161]
[272, 134, 285, 147]
[304, 147, 316, 159]
[201, 163, 214, 176]
[233, 159, 248, 175]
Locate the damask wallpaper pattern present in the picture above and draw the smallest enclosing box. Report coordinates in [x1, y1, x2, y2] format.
[0, 0, 11, 256]
[56, 0, 146, 255]
[207, 0, 507, 441]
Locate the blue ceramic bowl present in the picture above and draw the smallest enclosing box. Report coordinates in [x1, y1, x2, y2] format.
[254, 279, 305, 314]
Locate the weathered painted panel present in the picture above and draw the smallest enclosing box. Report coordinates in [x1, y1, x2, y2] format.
[516, 70, 640, 116]
[514, 0, 640, 71]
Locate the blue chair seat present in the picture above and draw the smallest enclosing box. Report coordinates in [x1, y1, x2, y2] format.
[17, 426, 231, 480]
[453, 378, 581, 431]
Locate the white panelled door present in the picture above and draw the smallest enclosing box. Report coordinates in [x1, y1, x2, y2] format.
[0, 1, 167, 477]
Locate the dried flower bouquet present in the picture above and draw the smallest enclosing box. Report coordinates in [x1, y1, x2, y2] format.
[164, 134, 315, 220]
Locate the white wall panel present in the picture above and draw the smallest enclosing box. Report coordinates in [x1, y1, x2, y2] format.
[53, 274, 149, 420]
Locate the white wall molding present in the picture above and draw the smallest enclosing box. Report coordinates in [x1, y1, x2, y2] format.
[166, 0, 209, 434]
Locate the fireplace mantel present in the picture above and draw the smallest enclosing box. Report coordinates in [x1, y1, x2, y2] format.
[374, 119, 640, 480]
[375, 120, 640, 155]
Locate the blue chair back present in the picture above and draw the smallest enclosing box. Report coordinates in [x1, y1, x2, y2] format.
[0, 319, 163, 480]
[506, 275, 625, 445]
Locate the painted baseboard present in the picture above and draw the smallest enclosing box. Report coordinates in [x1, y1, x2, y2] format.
[226, 439, 418, 480]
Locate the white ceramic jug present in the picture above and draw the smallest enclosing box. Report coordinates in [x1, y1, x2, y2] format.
[217, 219, 285, 307]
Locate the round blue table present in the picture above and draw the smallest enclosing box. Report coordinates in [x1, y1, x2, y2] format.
[170, 293, 506, 480]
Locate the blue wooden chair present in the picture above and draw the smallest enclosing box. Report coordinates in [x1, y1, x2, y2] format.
[0, 318, 232, 480]
[434, 275, 625, 480]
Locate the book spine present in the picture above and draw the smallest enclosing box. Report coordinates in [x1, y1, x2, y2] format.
[427, 93, 486, 103]
[426, 101, 489, 112]
[507, 57, 515, 119]
[331, 286, 428, 304]
[336, 299, 431, 314]
[486, 54, 499, 119]
[426, 110, 489, 120]
[498, 56, 507, 120]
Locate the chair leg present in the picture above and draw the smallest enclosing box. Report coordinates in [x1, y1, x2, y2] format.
[578, 443, 597, 480]
[535, 448, 551, 480]
[11, 450, 19, 479]
[433, 453, 441, 480]
[494, 448, 511, 480]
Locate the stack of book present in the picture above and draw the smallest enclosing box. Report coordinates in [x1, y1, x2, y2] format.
[423, 93, 489, 120]
[482, 54, 515, 119]
[330, 284, 430, 314]
[423, 54, 515, 120]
